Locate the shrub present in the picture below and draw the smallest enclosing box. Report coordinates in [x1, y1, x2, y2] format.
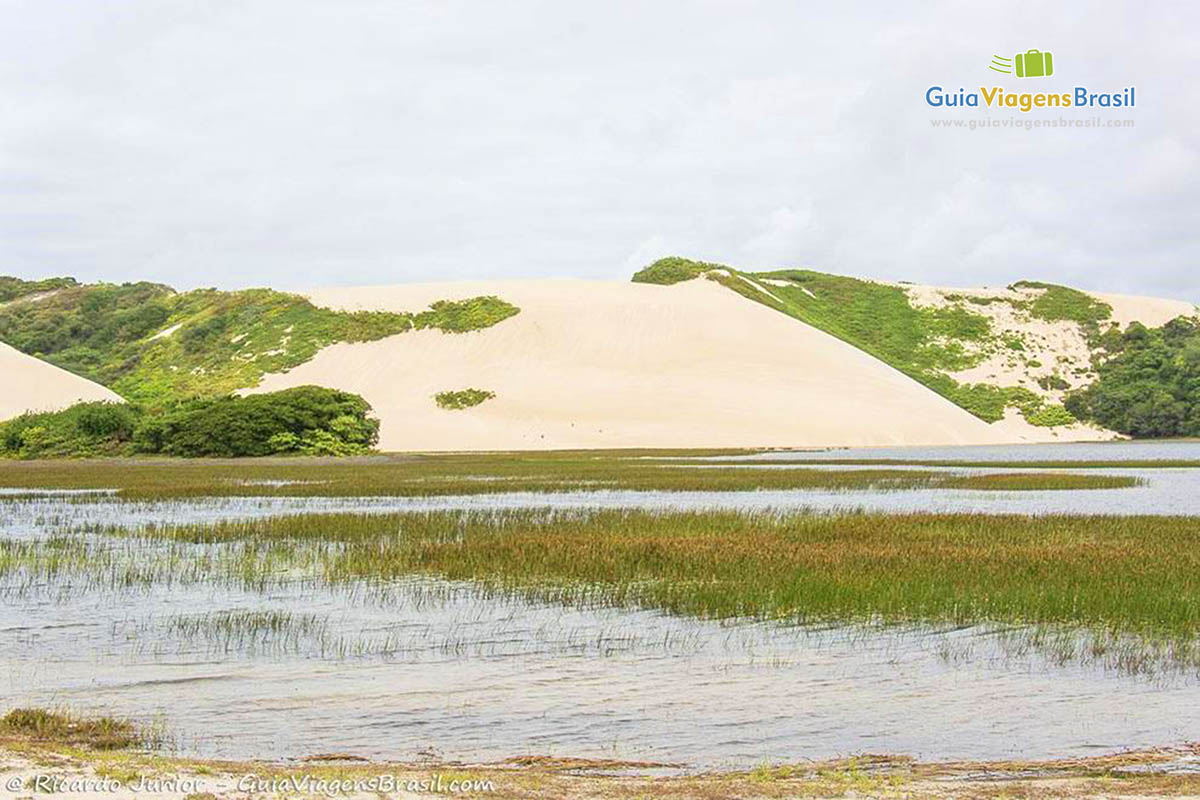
[1037, 374, 1071, 392]
[631, 257, 715, 285]
[1, 387, 380, 459]
[1025, 404, 1077, 427]
[76, 402, 139, 439]
[1003, 335, 1026, 351]
[434, 389, 495, 410]
[0, 401, 142, 458]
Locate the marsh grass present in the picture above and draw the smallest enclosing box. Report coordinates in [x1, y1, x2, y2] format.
[164, 610, 328, 653]
[0, 453, 1142, 498]
[72, 509, 1200, 648]
[4, 507, 1200, 671]
[672, 457, 1200, 469]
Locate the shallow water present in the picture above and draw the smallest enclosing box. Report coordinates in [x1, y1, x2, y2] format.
[0, 466, 1196, 534]
[4, 569, 1198, 767]
[3, 444, 1199, 768]
[699, 440, 1200, 463]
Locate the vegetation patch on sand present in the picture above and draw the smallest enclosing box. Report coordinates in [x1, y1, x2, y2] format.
[1012, 280, 1113, 325]
[434, 388, 495, 410]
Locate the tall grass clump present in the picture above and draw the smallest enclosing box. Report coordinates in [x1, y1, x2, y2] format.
[0, 708, 141, 750]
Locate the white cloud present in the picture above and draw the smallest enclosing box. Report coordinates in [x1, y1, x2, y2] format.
[623, 235, 673, 276]
[740, 203, 817, 265]
[0, 0, 1195, 301]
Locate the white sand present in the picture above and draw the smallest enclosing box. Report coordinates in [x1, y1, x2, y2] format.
[148, 321, 184, 341]
[900, 281, 1196, 331]
[1088, 291, 1197, 329]
[0, 341, 123, 420]
[251, 278, 1040, 451]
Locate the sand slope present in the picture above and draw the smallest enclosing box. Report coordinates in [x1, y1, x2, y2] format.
[1088, 291, 1197, 329]
[0, 342, 123, 420]
[250, 279, 1038, 451]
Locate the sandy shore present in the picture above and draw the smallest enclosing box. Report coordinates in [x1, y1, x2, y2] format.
[0, 342, 121, 421]
[253, 278, 1044, 451]
[3, 742, 1198, 799]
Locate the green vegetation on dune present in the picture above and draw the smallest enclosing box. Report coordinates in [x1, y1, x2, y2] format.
[434, 388, 495, 409]
[635, 257, 1078, 425]
[630, 256, 721, 285]
[0, 275, 79, 303]
[0, 277, 519, 407]
[1011, 280, 1113, 325]
[0, 387, 379, 459]
[1067, 317, 1200, 437]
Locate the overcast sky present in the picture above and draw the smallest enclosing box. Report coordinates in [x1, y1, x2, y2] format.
[1, 1, 1196, 299]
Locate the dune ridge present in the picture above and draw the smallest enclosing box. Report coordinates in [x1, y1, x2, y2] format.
[250, 278, 1083, 451]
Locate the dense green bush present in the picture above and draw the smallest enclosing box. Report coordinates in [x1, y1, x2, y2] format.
[1066, 317, 1200, 437]
[134, 386, 379, 457]
[0, 387, 380, 459]
[0, 402, 141, 458]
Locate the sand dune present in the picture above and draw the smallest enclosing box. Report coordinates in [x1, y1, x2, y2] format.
[1088, 291, 1197, 329]
[0, 342, 123, 420]
[251, 279, 1040, 451]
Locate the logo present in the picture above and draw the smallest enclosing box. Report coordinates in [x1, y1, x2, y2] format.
[990, 50, 1054, 78]
[925, 47, 1134, 113]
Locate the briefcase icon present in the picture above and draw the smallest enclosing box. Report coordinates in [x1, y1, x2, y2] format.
[1015, 49, 1053, 78]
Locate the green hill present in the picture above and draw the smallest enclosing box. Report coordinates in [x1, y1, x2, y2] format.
[0, 278, 518, 407]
